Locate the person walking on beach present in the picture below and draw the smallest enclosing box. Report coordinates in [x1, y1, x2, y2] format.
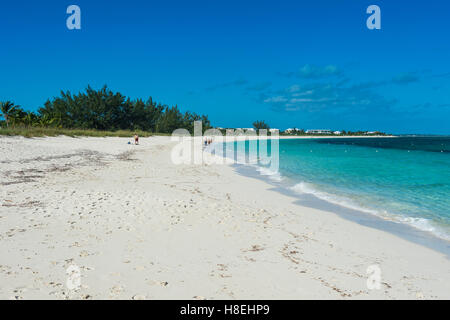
[134, 134, 139, 145]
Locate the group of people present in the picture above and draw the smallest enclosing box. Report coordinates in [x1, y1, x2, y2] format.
[132, 135, 215, 147]
[204, 138, 213, 146]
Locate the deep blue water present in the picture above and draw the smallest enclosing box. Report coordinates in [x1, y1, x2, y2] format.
[227, 137, 450, 240]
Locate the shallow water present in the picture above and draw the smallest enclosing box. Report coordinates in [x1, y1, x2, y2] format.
[224, 137, 450, 241]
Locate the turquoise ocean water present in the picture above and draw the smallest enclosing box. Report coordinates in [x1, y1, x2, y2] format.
[224, 137, 450, 241]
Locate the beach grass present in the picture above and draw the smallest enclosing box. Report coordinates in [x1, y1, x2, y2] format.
[0, 127, 171, 138]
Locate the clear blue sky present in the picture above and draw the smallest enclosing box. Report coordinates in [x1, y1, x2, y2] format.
[1, 0, 449, 134]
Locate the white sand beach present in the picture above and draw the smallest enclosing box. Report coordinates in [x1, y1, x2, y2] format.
[0, 135, 449, 300]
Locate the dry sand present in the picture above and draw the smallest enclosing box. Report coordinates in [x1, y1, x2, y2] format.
[0, 135, 449, 300]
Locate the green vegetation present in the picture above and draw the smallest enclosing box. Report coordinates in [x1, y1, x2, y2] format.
[0, 85, 211, 137]
[0, 101, 18, 128]
[0, 90, 392, 138]
[252, 120, 270, 131]
[0, 127, 168, 138]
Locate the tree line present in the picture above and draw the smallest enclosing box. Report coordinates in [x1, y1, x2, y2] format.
[0, 86, 211, 133]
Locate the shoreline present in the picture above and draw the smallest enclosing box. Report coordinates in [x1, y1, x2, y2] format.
[278, 135, 397, 139]
[231, 163, 450, 257]
[207, 135, 449, 247]
[1, 135, 449, 299]
[201, 135, 397, 141]
[0, 133, 396, 139]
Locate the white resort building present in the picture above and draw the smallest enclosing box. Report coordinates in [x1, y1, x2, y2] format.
[306, 129, 332, 134]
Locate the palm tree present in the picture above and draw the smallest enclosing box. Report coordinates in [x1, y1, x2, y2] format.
[253, 120, 270, 131]
[0, 101, 18, 128]
[23, 111, 35, 128]
[38, 114, 56, 127]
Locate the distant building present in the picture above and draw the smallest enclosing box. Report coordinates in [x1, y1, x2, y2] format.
[269, 128, 279, 133]
[333, 131, 342, 135]
[306, 129, 332, 134]
[284, 128, 298, 133]
[235, 128, 255, 132]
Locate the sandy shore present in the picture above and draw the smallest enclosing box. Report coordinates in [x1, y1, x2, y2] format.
[0, 135, 449, 300]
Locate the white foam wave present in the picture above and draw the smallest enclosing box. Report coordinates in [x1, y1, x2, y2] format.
[290, 182, 450, 241]
[208, 143, 450, 240]
[397, 216, 450, 240]
[255, 166, 283, 182]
